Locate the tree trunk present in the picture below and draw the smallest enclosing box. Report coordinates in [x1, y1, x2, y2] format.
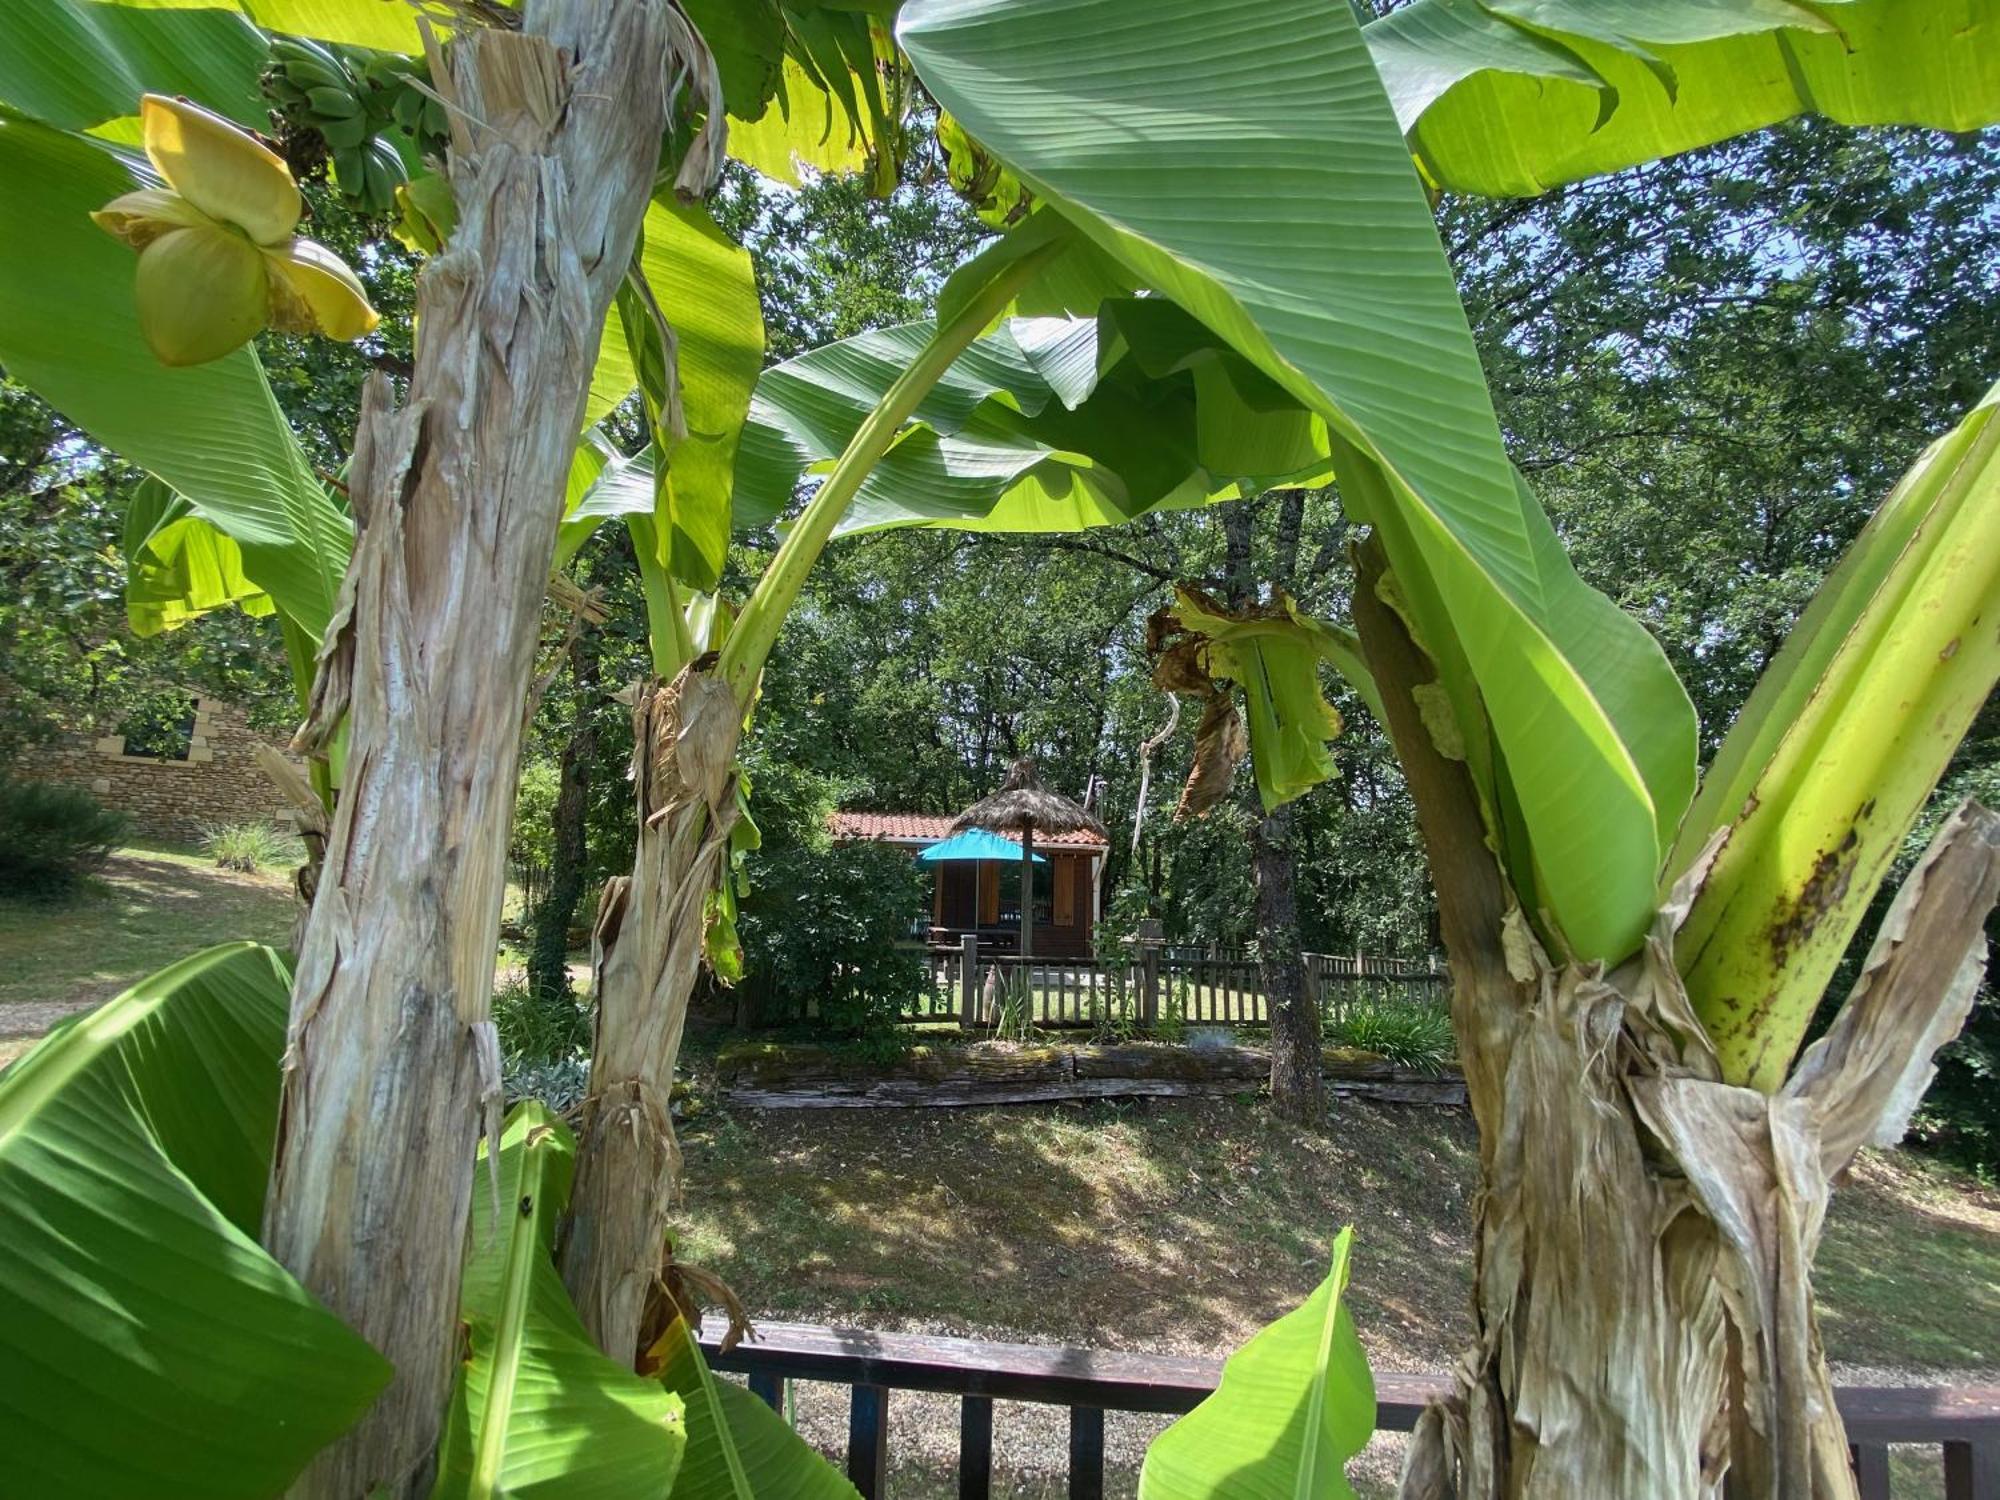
[1351, 539, 2000, 1500]
[261, 8, 672, 1494]
[560, 665, 742, 1366]
[1255, 802, 1323, 1124]
[528, 645, 600, 1007]
[1021, 825, 1036, 959]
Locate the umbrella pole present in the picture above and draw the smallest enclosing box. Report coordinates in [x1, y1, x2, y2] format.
[1020, 826, 1035, 961]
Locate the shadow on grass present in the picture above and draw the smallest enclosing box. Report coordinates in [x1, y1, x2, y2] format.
[676, 1094, 1483, 1367]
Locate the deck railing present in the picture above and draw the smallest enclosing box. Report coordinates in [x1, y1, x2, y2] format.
[701, 1317, 2000, 1500]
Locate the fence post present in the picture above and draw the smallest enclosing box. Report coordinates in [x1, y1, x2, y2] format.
[961, 934, 981, 1027]
[1137, 918, 1163, 1028]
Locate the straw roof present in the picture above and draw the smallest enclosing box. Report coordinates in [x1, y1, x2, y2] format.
[950, 758, 1108, 841]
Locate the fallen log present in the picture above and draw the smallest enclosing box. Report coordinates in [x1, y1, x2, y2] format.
[714, 1039, 1465, 1110]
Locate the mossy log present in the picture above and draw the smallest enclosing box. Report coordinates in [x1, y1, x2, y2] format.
[715, 1039, 1464, 1109]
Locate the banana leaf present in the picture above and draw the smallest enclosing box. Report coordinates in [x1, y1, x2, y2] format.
[0, 0, 269, 131]
[431, 1102, 688, 1500]
[900, 0, 1697, 964]
[1139, 1227, 1373, 1499]
[124, 475, 277, 634]
[1155, 586, 1354, 815]
[1674, 381, 2000, 1088]
[652, 1315, 862, 1500]
[0, 942, 391, 1500]
[728, 298, 1326, 540]
[1365, 0, 2000, 199]
[0, 117, 351, 645]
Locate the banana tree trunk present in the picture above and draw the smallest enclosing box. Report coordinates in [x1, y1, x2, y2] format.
[1351, 541, 2000, 1500]
[560, 665, 742, 1365]
[260, 8, 671, 1495]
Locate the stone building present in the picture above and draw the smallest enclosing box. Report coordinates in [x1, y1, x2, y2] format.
[29, 692, 307, 843]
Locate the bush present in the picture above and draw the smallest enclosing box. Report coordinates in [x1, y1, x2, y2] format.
[493, 974, 591, 1067]
[0, 778, 129, 897]
[733, 760, 930, 1040]
[1325, 997, 1455, 1074]
[200, 820, 301, 873]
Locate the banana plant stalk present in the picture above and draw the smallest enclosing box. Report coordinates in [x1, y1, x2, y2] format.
[258, 10, 678, 1494]
[558, 237, 1061, 1364]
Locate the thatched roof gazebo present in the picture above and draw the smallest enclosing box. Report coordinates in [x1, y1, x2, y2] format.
[951, 758, 1108, 958]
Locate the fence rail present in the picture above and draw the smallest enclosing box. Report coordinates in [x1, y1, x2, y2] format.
[918, 939, 1446, 1029]
[701, 1317, 1999, 1500]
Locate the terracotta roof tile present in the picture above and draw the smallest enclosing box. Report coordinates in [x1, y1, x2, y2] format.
[828, 810, 1107, 849]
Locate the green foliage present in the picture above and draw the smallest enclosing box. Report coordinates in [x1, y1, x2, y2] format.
[653, 1313, 863, 1499]
[734, 758, 930, 1038]
[509, 757, 561, 882]
[0, 776, 129, 896]
[0, 942, 390, 1497]
[1139, 1227, 1373, 1499]
[431, 1102, 688, 1500]
[903, 0, 1700, 966]
[1326, 997, 1455, 1076]
[493, 975, 591, 1074]
[200, 819, 300, 873]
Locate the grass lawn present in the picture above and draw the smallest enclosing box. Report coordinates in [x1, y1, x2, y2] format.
[672, 1088, 1998, 1497]
[0, 844, 296, 1067]
[5, 850, 1993, 1495]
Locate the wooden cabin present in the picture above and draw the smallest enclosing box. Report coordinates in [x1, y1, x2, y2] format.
[827, 811, 1108, 959]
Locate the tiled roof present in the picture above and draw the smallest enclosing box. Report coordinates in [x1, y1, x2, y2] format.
[828, 810, 1108, 849]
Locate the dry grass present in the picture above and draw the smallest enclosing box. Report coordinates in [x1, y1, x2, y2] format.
[674, 1090, 1998, 1498]
[0, 845, 296, 1068]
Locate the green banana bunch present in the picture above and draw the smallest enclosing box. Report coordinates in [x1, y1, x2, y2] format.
[260, 38, 449, 219]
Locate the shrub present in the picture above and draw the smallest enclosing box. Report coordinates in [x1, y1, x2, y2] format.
[493, 974, 591, 1068]
[1325, 998, 1455, 1074]
[0, 778, 129, 897]
[200, 820, 301, 873]
[733, 760, 930, 1040]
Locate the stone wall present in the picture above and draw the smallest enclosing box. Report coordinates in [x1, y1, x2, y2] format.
[27, 694, 307, 843]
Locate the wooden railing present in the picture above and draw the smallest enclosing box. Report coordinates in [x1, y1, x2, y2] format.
[701, 1317, 2000, 1500]
[916, 940, 1447, 1030]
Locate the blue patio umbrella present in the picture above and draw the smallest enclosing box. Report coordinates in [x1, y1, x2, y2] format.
[916, 829, 1046, 864]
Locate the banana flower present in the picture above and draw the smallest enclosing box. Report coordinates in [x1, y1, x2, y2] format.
[92, 94, 379, 367]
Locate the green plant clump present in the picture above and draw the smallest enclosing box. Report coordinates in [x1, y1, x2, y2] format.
[1324, 999, 1455, 1075]
[200, 820, 301, 873]
[0, 777, 129, 897]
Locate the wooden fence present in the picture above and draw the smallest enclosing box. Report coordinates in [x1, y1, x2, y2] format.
[913, 937, 1446, 1029]
[701, 1316, 2000, 1500]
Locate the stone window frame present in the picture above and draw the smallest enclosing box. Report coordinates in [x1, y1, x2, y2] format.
[95, 694, 217, 765]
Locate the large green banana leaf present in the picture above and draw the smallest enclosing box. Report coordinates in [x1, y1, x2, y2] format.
[1364, 0, 2000, 199]
[431, 1102, 687, 1500]
[0, 117, 351, 643]
[899, 0, 1695, 963]
[0, 942, 391, 1500]
[0, 0, 268, 130]
[653, 1315, 862, 1500]
[584, 194, 764, 591]
[124, 475, 277, 634]
[1673, 381, 2000, 1088]
[727, 299, 1326, 540]
[1139, 1228, 1373, 1499]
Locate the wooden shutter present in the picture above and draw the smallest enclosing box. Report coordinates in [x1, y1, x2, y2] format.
[1053, 855, 1076, 926]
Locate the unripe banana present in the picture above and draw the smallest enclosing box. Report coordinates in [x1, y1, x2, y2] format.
[316, 111, 368, 149]
[305, 86, 359, 120]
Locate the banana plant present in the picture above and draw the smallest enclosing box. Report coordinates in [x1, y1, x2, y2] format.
[887, 0, 2000, 1493]
[1139, 1228, 1373, 1500]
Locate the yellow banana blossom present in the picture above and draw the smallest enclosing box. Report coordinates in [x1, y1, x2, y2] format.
[92, 94, 379, 367]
